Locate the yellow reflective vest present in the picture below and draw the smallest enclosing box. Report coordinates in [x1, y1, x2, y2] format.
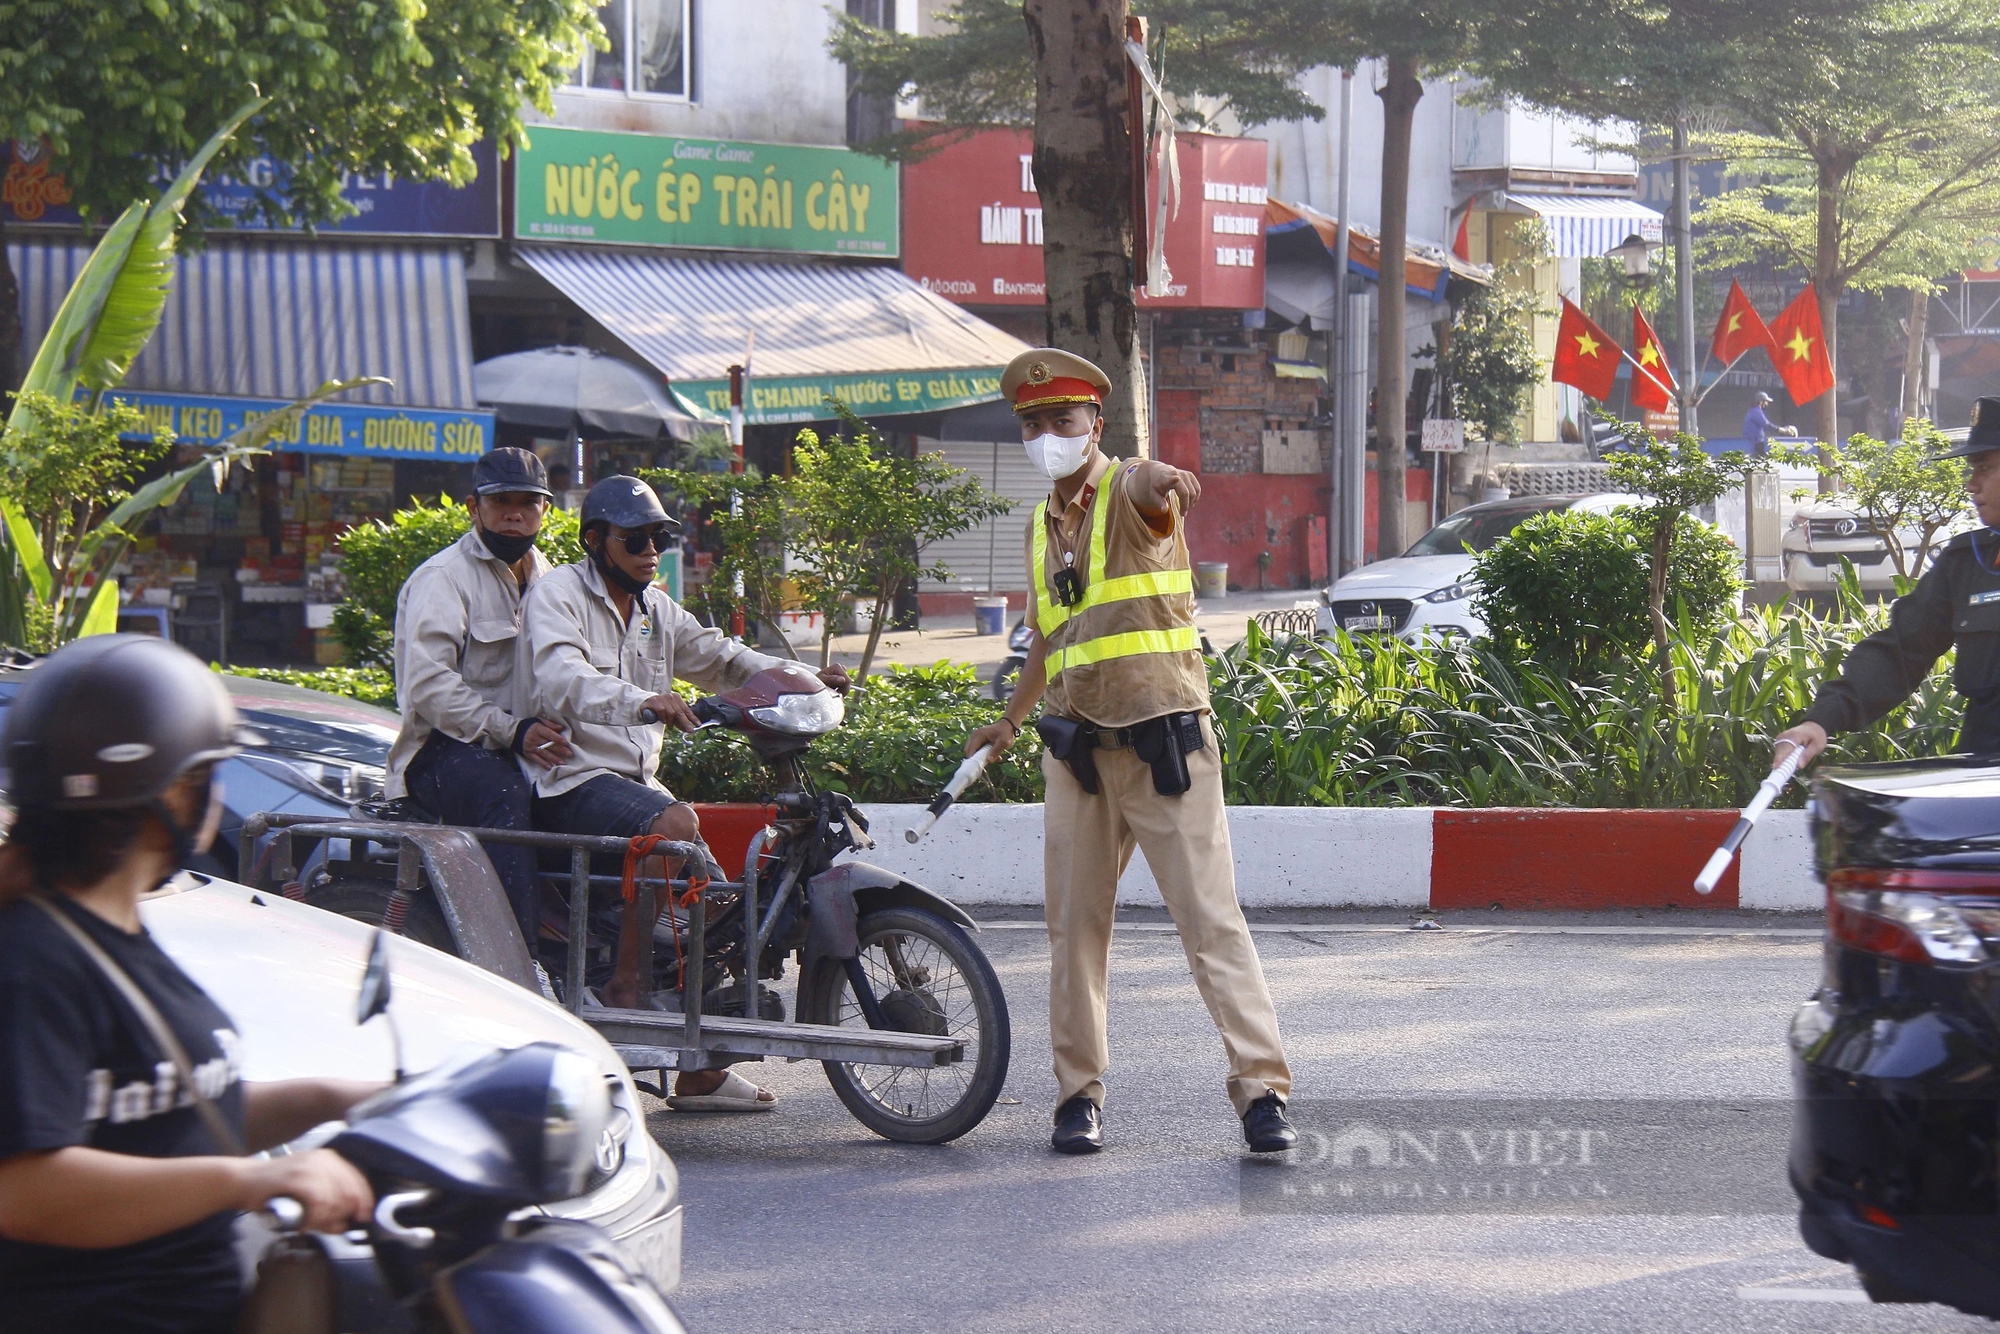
[1032, 462, 1208, 727]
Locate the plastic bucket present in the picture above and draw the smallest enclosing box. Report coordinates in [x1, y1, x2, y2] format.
[973, 596, 1009, 635]
[1196, 562, 1229, 599]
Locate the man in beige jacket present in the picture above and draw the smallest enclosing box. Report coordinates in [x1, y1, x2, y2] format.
[386, 447, 573, 942]
[517, 475, 848, 1107]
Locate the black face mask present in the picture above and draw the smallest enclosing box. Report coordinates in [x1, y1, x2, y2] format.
[589, 541, 653, 596]
[479, 525, 537, 565]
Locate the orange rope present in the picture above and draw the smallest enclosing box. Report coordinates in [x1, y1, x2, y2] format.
[622, 836, 710, 991]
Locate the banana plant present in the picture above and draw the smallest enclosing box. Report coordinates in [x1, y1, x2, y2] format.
[0, 95, 400, 651]
[0, 97, 271, 647]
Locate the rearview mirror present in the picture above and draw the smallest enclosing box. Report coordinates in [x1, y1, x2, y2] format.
[358, 928, 393, 1026]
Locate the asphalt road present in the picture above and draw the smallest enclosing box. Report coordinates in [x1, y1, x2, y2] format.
[646, 915, 1991, 1333]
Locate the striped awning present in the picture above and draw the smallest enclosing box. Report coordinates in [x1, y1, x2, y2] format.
[1502, 195, 1665, 259]
[516, 246, 1029, 423]
[10, 239, 476, 409]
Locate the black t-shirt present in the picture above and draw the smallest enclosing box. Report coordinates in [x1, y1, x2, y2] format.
[0, 894, 248, 1334]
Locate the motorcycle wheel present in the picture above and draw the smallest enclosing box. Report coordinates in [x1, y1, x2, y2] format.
[302, 879, 456, 954]
[798, 906, 1010, 1144]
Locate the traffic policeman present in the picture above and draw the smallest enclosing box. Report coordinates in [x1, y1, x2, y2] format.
[1778, 397, 2000, 762]
[963, 348, 1296, 1156]
[385, 447, 573, 942]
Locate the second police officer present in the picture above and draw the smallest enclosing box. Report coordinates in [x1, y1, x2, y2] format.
[1778, 397, 2000, 763]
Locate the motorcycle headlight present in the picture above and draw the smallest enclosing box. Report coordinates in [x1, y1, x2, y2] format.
[1422, 581, 1478, 604]
[748, 690, 845, 736]
[541, 1050, 612, 1200]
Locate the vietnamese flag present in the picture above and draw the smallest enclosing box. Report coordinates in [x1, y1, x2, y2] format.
[1767, 286, 1836, 404]
[1630, 305, 1676, 412]
[1551, 298, 1621, 401]
[1711, 278, 1775, 366]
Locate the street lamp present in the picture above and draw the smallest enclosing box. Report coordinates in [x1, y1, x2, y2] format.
[1608, 233, 1653, 283]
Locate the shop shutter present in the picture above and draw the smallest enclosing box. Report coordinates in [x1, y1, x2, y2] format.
[917, 438, 1046, 592]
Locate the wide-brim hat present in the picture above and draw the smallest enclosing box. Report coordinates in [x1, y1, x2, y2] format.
[1001, 348, 1113, 415]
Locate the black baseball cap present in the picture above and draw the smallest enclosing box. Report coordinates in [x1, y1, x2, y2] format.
[471, 447, 553, 497]
[1940, 397, 2000, 459]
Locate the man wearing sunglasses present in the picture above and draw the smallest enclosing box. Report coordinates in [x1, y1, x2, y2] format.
[517, 475, 848, 1108]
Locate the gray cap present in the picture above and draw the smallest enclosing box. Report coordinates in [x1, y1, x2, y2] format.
[471, 447, 553, 498]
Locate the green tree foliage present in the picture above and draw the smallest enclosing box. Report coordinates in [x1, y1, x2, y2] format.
[642, 468, 795, 654]
[787, 410, 1012, 680]
[659, 662, 1045, 804]
[330, 499, 584, 670]
[0, 0, 599, 387]
[1, 390, 170, 580]
[1772, 418, 1970, 578]
[831, 0, 1329, 152]
[1473, 508, 1742, 674]
[1431, 235, 1547, 443]
[1687, 1, 2000, 445]
[1601, 424, 1757, 703]
[1212, 571, 1960, 809]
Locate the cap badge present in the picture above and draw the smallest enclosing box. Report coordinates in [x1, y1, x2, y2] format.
[1977, 402, 1987, 428]
[1027, 361, 1051, 384]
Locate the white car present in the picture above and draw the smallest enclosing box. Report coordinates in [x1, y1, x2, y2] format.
[1779, 498, 1973, 592]
[1316, 493, 1643, 641]
[140, 874, 684, 1295]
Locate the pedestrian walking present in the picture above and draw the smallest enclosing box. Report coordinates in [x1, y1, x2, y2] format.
[1778, 396, 2000, 761]
[962, 348, 1296, 1155]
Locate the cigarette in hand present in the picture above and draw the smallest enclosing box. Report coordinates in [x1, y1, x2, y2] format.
[535, 740, 559, 753]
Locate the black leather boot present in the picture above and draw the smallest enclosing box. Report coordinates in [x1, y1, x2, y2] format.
[1051, 1095, 1103, 1154]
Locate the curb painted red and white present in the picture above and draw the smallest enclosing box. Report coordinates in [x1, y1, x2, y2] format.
[695, 804, 1821, 912]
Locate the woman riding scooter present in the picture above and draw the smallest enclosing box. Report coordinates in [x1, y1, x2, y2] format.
[0, 636, 380, 1334]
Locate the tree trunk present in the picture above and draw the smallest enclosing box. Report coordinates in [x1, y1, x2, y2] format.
[1023, 0, 1149, 459]
[1814, 149, 1844, 490]
[856, 582, 896, 682]
[1374, 55, 1423, 557]
[0, 211, 19, 399]
[1649, 516, 1676, 710]
[1900, 285, 1929, 425]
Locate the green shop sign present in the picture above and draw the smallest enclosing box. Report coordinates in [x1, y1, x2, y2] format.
[672, 369, 1003, 425]
[515, 126, 898, 258]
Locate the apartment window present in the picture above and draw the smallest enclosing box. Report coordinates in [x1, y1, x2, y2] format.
[573, 0, 691, 99]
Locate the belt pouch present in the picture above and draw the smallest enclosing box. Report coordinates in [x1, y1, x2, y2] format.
[1035, 715, 1100, 795]
[1132, 715, 1192, 797]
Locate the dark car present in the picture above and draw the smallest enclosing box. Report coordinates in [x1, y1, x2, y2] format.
[0, 662, 395, 879]
[1789, 756, 2000, 1315]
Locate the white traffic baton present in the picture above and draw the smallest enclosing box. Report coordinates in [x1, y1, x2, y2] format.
[1693, 742, 1805, 895]
[905, 745, 994, 843]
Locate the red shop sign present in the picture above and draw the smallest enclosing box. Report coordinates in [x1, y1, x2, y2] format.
[900, 126, 1267, 310]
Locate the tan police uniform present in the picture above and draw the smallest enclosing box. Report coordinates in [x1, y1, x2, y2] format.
[1009, 349, 1292, 1119]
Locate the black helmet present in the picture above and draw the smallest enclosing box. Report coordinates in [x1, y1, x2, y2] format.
[3, 635, 243, 810]
[580, 475, 677, 533]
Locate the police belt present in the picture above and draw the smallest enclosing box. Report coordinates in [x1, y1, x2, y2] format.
[1036, 712, 1205, 797]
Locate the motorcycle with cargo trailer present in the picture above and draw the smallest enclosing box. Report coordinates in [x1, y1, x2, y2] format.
[239, 664, 1011, 1145]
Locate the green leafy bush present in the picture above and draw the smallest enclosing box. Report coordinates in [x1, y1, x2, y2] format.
[657, 661, 1044, 804]
[1473, 508, 1742, 673]
[1210, 572, 1959, 809]
[218, 664, 398, 709]
[331, 499, 584, 670]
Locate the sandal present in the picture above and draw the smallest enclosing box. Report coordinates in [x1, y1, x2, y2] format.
[665, 1068, 779, 1113]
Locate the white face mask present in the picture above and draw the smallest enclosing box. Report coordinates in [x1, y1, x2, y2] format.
[1023, 429, 1093, 482]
